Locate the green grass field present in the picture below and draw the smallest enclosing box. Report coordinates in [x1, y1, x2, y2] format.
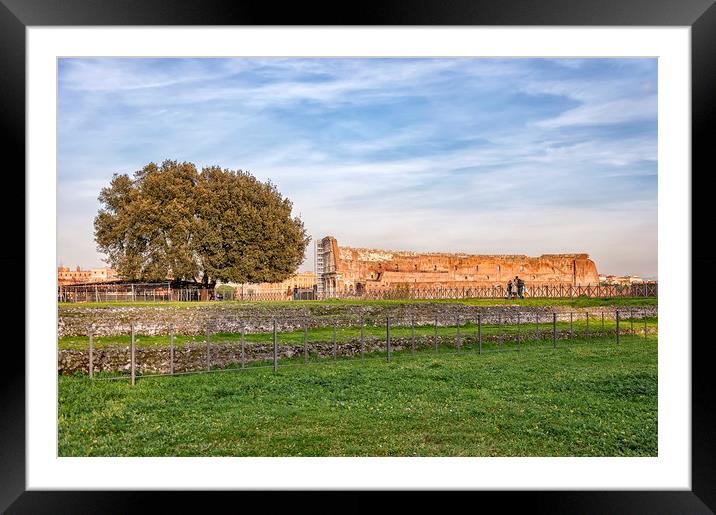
[58, 333, 657, 457]
[58, 296, 657, 310]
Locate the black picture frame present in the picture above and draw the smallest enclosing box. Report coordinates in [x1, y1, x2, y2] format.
[4, 0, 713, 512]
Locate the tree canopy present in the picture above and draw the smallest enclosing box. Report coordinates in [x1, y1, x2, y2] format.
[94, 160, 310, 287]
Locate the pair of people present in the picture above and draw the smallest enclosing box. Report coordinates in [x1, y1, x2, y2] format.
[506, 276, 525, 299]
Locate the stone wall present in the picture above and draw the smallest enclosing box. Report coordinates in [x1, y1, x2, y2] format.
[58, 303, 656, 338]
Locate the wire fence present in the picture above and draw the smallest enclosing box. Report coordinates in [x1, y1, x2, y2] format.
[58, 283, 201, 302]
[234, 290, 294, 301]
[59, 284, 300, 302]
[322, 282, 658, 300]
[70, 308, 658, 384]
[59, 281, 658, 303]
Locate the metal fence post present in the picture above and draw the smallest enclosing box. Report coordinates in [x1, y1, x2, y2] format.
[601, 312, 605, 337]
[456, 315, 461, 351]
[517, 313, 521, 351]
[303, 319, 308, 364]
[569, 312, 573, 341]
[552, 313, 557, 349]
[535, 312, 539, 341]
[130, 322, 136, 386]
[644, 314, 647, 340]
[499, 314, 503, 346]
[477, 314, 482, 354]
[386, 316, 391, 362]
[88, 330, 94, 379]
[206, 326, 211, 372]
[586, 311, 589, 337]
[630, 309, 634, 334]
[616, 311, 620, 344]
[169, 325, 175, 375]
[333, 319, 337, 360]
[411, 316, 416, 355]
[241, 326, 246, 369]
[273, 319, 278, 371]
[434, 316, 438, 352]
[360, 317, 365, 359]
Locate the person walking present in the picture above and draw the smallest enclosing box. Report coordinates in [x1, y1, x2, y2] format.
[516, 276, 525, 299]
[506, 280, 513, 299]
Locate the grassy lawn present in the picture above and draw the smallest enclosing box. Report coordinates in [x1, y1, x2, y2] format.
[59, 316, 657, 350]
[58, 297, 657, 310]
[58, 333, 657, 456]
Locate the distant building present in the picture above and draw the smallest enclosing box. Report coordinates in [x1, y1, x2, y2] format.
[599, 274, 644, 285]
[58, 266, 118, 285]
[233, 272, 317, 300]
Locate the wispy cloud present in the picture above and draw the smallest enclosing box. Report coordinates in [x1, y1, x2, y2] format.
[535, 95, 657, 129]
[59, 58, 247, 91]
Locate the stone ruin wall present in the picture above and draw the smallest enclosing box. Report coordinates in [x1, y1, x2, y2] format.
[320, 236, 599, 293]
[57, 302, 655, 339]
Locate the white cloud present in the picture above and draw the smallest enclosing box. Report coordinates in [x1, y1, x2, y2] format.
[59, 58, 246, 92]
[535, 95, 657, 129]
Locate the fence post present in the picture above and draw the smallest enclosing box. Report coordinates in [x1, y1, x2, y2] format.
[273, 319, 278, 372]
[130, 322, 136, 386]
[206, 326, 211, 372]
[569, 312, 573, 341]
[517, 313, 521, 351]
[586, 311, 589, 337]
[477, 314, 482, 354]
[303, 319, 308, 364]
[535, 312, 539, 341]
[601, 312, 605, 337]
[644, 314, 647, 340]
[552, 313, 557, 349]
[386, 317, 391, 362]
[499, 314, 503, 346]
[411, 316, 415, 355]
[434, 316, 438, 352]
[88, 329, 94, 379]
[630, 310, 634, 334]
[616, 311, 620, 344]
[333, 320, 337, 360]
[241, 326, 246, 369]
[360, 317, 365, 359]
[456, 315, 461, 351]
[169, 325, 175, 375]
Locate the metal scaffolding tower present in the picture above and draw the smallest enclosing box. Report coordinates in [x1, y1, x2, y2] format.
[315, 239, 325, 298]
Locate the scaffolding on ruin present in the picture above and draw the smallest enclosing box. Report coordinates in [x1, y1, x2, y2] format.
[315, 239, 325, 298]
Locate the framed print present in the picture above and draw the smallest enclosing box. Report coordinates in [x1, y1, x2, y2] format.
[5, 0, 715, 512]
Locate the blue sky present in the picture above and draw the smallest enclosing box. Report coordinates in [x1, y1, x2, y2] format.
[58, 58, 657, 277]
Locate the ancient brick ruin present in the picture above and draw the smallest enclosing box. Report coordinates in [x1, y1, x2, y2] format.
[316, 236, 599, 296]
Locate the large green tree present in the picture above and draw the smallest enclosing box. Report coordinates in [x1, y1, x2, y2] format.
[94, 160, 310, 287]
